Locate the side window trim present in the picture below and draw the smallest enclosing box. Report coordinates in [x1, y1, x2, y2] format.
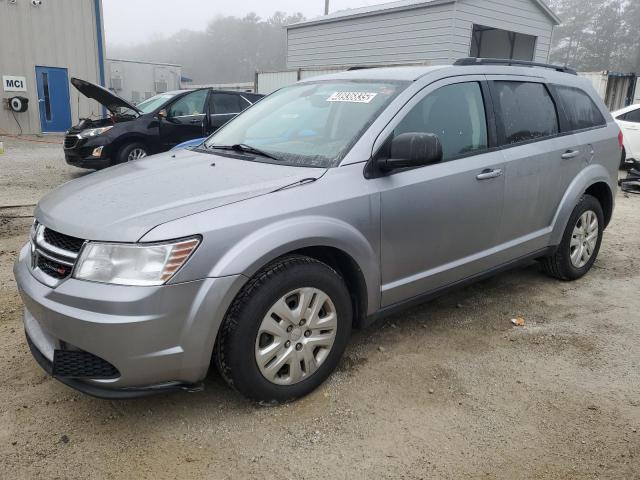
[487, 79, 560, 149]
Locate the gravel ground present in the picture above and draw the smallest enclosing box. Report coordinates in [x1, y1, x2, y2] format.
[0, 138, 639, 479]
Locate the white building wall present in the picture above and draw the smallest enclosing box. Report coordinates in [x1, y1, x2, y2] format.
[452, 0, 555, 62]
[287, 2, 458, 68]
[0, 0, 104, 134]
[286, 0, 557, 69]
[106, 59, 182, 105]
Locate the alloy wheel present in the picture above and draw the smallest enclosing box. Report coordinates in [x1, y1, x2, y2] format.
[570, 210, 599, 268]
[127, 148, 147, 161]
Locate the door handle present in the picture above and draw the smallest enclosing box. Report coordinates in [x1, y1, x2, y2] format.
[476, 168, 503, 180]
[561, 150, 580, 160]
[190, 119, 202, 124]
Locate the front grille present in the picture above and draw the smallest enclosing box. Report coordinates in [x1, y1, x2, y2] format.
[37, 255, 73, 279]
[31, 223, 85, 281]
[53, 349, 120, 379]
[64, 135, 79, 149]
[43, 228, 84, 254]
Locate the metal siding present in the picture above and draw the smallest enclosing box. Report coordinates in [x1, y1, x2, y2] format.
[454, 0, 554, 62]
[287, 3, 457, 68]
[257, 71, 299, 94]
[0, 0, 103, 134]
[105, 60, 182, 104]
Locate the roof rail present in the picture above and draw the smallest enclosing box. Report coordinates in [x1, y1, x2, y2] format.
[454, 57, 577, 75]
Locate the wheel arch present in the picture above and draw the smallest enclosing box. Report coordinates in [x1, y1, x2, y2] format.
[209, 216, 381, 322]
[550, 165, 615, 246]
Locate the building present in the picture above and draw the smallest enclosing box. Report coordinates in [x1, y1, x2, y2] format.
[257, 0, 561, 94]
[106, 59, 183, 105]
[286, 0, 560, 68]
[0, 0, 105, 135]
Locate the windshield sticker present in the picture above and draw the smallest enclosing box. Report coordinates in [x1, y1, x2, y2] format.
[327, 92, 378, 104]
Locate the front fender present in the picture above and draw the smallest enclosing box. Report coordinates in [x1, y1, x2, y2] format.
[549, 163, 615, 246]
[210, 216, 380, 315]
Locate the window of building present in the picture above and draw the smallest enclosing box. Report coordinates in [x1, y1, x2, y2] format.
[470, 25, 537, 61]
[493, 81, 558, 145]
[394, 82, 488, 161]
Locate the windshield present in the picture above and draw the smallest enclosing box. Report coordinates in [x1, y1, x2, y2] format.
[135, 93, 179, 114]
[204, 80, 408, 167]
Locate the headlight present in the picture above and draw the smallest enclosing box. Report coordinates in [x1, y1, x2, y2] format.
[73, 237, 200, 286]
[78, 126, 113, 138]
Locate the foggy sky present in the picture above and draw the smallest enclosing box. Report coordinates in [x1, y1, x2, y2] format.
[104, 0, 384, 45]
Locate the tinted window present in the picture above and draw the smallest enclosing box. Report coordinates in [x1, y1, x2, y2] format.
[621, 107, 640, 123]
[556, 86, 606, 130]
[242, 93, 263, 104]
[394, 82, 488, 161]
[167, 90, 207, 117]
[493, 81, 558, 145]
[211, 93, 243, 114]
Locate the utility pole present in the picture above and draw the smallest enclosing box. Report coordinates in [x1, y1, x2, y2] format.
[325, 0, 330, 15]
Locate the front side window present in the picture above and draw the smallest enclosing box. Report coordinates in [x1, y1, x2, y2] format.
[205, 81, 407, 168]
[168, 90, 208, 118]
[555, 85, 606, 130]
[136, 93, 179, 114]
[493, 81, 558, 145]
[394, 82, 488, 161]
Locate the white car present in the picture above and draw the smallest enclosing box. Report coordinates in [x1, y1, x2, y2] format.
[613, 104, 640, 168]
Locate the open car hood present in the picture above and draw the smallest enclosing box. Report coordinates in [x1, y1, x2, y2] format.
[71, 77, 141, 115]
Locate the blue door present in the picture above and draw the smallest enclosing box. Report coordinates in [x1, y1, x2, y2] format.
[35, 66, 72, 133]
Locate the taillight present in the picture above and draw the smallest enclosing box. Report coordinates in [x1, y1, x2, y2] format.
[618, 130, 624, 149]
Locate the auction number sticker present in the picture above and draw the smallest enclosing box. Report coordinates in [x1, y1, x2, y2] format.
[327, 92, 378, 103]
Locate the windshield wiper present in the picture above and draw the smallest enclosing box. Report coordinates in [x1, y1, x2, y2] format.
[207, 143, 281, 161]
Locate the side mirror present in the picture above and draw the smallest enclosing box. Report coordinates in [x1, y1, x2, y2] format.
[157, 109, 167, 120]
[377, 132, 443, 172]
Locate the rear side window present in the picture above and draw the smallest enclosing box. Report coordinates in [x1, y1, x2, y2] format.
[394, 82, 488, 161]
[555, 86, 606, 130]
[620, 108, 640, 123]
[493, 81, 558, 145]
[211, 93, 244, 114]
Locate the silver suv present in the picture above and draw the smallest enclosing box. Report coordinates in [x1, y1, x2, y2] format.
[14, 59, 620, 402]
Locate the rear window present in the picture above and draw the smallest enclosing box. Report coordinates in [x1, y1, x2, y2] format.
[619, 107, 640, 123]
[555, 86, 606, 131]
[493, 81, 559, 145]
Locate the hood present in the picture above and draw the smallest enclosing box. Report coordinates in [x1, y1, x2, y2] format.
[35, 150, 327, 242]
[71, 77, 141, 115]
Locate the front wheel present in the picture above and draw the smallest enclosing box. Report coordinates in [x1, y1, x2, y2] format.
[115, 142, 148, 165]
[215, 255, 352, 403]
[541, 194, 604, 281]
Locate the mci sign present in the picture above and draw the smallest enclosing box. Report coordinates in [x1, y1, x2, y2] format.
[3, 76, 27, 92]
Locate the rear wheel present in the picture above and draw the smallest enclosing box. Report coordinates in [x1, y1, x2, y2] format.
[215, 255, 352, 403]
[115, 142, 148, 165]
[541, 194, 604, 281]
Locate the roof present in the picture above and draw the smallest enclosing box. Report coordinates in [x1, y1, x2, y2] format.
[106, 58, 182, 68]
[288, 0, 560, 29]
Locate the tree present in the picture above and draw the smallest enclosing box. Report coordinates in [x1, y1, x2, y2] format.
[107, 11, 305, 84]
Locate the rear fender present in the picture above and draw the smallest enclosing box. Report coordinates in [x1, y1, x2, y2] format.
[550, 164, 615, 246]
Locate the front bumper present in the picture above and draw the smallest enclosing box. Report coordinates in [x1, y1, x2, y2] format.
[64, 137, 113, 169]
[14, 244, 246, 398]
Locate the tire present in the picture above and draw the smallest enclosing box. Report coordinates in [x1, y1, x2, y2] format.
[620, 148, 628, 170]
[115, 142, 148, 165]
[541, 194, 604, 281]
[215, 255, 353, 403]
